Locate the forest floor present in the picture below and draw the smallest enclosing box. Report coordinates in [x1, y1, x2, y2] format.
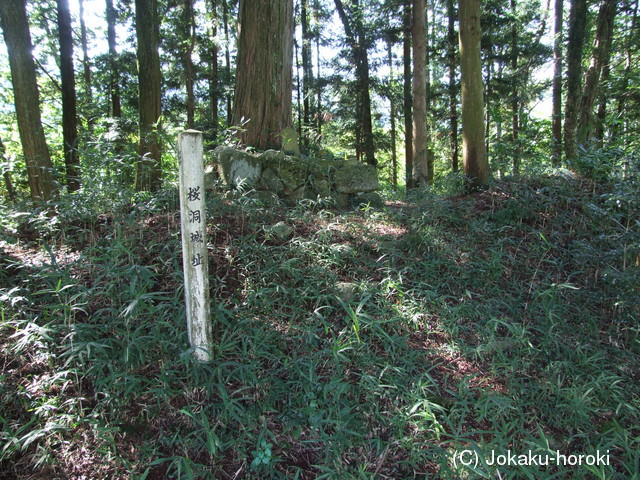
[0, 174, 638, 479]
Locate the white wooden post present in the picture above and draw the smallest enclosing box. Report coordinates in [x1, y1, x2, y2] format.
[178, 130, 214, 362]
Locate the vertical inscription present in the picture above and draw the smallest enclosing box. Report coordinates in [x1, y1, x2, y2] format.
[178, 130, 214, 362]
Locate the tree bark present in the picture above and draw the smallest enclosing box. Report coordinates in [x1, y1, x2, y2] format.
[510, 0, 520, 175]
[484, 43, 492, 167]
[577, 0, 616, 148]
[412, 0, 428, 186]
[106, 0, 121, 118]
[614, 0, 637, 141]
[447, 0, 458, 172]
[551, 0, 563, 166]
[57, 0, 80, 191]
[594, 59, 610, 143]
[208, 0, 219, 139]
[222, 0, 232, 126]
[387, 37, 398, 187]
[232, 0, 294, 149]
[0, 0, 56, 203]
[295, 36, 303, 140]
[403, 0, 413, 189]
[425, 5, 434, 183]
[334, 0, 376, 166]
[563, 0, 587, 162]
[301, 0, 313, 147]
[459, 0, 489, 189]
[495, 60, 505, 177]
[315, 0, 323, 136]
[135, 0, 162, 191]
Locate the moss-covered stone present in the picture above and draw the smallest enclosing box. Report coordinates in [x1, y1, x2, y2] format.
[281, 127, 300, 155]
[209, 147, 379, 208]
[284, 185, 316, 205]
[265, 221, 295, 242]
[331, 193, 351, 209]
[277, 157, 310, 194]
[261, 167, 284, 194]
[312, 178, 331, 198]
[334, 163, 378, 193]
[214, 146, 263, 188]
[259, 149, 286, 163]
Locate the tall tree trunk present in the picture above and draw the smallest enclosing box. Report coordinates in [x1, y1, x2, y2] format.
[552, 0, 563, 165]
[334, 0, 376, 166]
[496, 60, 505, 176]
[209, 0, 219, 139]
[78, 0, 92, 101]
[387, 37, 398, 187]
[295, 36, 303, 139]
[594, 5, 615, 146]
[459, 0, 489, 189]
[233, 0, 293, 149]
[315, 0, 323, 136]
[511, 0, 520, 175]
[483, 12, 494, 166]
[315, 39, 322, 137]
[57, 0, 80, 191]
[615, 0, 637, 141]
[301, 0, 313, 147]
[412, 0, 428, 186]
[354, 0, 375, 167]
[447, 0, 458, 172]
[563, 0, 587, 162]
[135, 0, 162, 191]
[425, 3, 435, 183]
[106, 0, 121, 118]
[485, 44, 492, 167]
[577, 0, 616, 147]
[594, 60, 609, 143]
[0, 0, 56, 203]
[182, 0, 196, 129]
[222, 0, 232, 125]
[403, 0, 413, 189]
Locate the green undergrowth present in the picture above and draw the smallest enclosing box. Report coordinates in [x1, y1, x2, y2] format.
[0, 173, 638, 479]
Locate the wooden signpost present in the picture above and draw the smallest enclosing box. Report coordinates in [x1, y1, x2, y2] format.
[178, 130, 214, 362]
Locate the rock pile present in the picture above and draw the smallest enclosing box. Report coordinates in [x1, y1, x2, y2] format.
[207, 146, 382, 208]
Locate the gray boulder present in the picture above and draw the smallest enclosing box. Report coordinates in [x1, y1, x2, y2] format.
[209, 146, 380, 209]
[214, 146, 263, 188]
[334, 163, 378, 194]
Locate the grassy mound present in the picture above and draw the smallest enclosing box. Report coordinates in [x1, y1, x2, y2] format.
[1, 174, 638, 479]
